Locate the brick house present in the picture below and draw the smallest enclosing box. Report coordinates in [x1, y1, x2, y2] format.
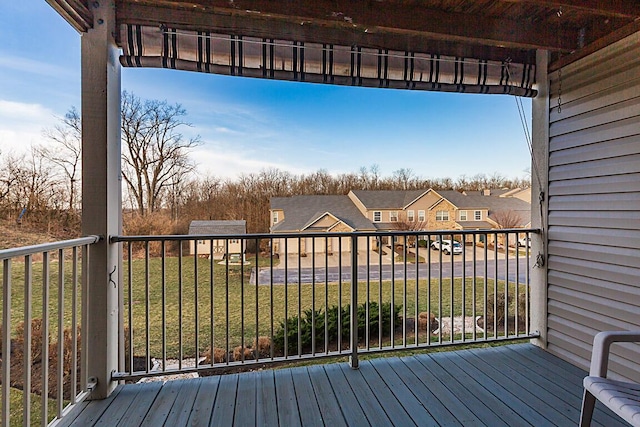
[270, 189, 530, 256]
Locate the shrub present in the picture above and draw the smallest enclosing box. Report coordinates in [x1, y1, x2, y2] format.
[253, 336, 271, 358]
[232, 346, 255, 362]
[482, 292, 528, 334]
[417, 239, 429, 248]
[202, 346, 227, 364]
[273, 302, 401, 355]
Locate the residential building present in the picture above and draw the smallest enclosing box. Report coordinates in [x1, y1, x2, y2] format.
[188, 220, 246, 259]
[270, 189, 531, 256]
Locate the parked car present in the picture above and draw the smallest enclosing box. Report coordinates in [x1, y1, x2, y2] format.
[518, 237, 531, 248]
[431, 239, 463, 255]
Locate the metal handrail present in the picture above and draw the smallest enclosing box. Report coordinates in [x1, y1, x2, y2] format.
[111, 228, 540, 242]
[1, 235, 100, 426]
[114, 228, 540, 380]
[0, 235, 101, 260]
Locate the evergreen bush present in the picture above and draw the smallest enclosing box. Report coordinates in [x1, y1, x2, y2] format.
[273, 301, 401, 355]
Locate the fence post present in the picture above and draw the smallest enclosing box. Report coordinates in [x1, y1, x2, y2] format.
[350, 234, 359, 369]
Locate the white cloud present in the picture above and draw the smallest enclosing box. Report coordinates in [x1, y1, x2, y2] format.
[190, 146, 308, 179]
[0, 54, 75, 80]
[0, 100, 58, 154]
[214, 126, 241, 134]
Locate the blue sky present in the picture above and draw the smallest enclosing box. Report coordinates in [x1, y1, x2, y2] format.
[0, 1, 532, 181]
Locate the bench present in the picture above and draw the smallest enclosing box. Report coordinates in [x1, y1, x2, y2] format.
[580, 331, 640, 427]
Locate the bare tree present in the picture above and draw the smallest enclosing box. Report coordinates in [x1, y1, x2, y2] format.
[121, 92, 200, 215]
[492, 210, 523, 229]
[41, 107, 82, 211]
[392, 168, 415, 190]
[393, 212, 428, 246]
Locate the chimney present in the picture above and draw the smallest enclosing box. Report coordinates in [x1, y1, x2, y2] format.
[483, 189, 491, 196]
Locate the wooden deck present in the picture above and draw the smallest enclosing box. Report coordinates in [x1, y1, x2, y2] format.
[58, 343, 626, 426]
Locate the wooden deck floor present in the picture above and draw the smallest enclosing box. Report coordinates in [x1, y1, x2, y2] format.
[58, 343, 626, 426]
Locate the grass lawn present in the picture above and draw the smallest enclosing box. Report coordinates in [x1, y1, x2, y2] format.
[3, 388, 59, 427]
[123, 255, 524, 358]
[1, 254, 526, 360]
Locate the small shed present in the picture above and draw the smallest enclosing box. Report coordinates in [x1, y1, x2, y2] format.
[188, 220, 246, 259]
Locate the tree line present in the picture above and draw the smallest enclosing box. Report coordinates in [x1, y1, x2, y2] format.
[0, 93, 530, 237]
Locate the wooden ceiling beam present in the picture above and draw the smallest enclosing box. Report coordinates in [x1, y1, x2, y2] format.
[117, 0, 577, 53]
[45, 0, 93, 33]
[503, 1, 640, 19]
[117, 2, 536, 63]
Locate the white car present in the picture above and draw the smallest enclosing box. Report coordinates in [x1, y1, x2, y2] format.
[518, 237, 531, 248]
[431, 239, 463, 255]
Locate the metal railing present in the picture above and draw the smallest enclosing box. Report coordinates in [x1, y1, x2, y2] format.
[112, 229, 539, 381]
[0, 236, 100, 427]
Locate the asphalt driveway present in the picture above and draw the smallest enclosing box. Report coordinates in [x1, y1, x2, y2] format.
[252, 254, 531, 285]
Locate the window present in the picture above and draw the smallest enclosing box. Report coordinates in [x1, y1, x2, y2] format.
[436, 210, 449, 221]
[272, 211, 279, 224]
[373, 211, 382, 222]
[407, 210, 415, 222]
[459, 211, 468, 221]
[390, 211, 398, 222]
[418, 210, 425, 221]
[474, 210, 482, 220]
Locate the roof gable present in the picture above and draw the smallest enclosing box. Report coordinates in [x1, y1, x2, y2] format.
[189, 220, 247, 235]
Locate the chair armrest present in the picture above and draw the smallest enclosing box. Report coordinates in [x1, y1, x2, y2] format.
[590, 331, 640, 377]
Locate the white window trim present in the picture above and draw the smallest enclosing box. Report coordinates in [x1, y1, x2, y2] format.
[436, 210, 449, 221]
[407, 210, 415, 222]
[459, 210, 467, 221]
[418, 210, 425, 222]
[272, 211, 279, 224]
[373, 211, 382, 222]
[390, 211, 398, 222]
[474, 210, 482, 220]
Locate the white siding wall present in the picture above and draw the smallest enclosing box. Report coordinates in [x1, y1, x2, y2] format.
[547, 32, 640, 382]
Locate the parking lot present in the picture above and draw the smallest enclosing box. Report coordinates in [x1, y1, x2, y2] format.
[276, 244, 521, 269]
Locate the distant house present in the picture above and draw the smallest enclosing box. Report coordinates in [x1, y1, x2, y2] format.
[188, 220, 246, 259]
[269, 189, 531, 256]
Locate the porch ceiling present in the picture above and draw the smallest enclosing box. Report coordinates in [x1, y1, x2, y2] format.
[52, 0, 640, 69]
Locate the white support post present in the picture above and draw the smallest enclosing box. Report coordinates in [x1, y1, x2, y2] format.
[530, 50, 550, 349]
[81, 0, 121, 399]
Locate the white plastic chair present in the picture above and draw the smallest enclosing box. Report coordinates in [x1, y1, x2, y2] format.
[580, 330, 640, 427]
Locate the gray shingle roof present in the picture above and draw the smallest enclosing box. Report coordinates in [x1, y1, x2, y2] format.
[437, 190, 531, 226]
[188, 220, 246, 235]
[270, 195, 376, 232]
[350, 190, 428, 209]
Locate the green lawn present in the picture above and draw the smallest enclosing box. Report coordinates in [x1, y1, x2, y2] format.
[1, 255, 526, 360]
[123, 256, 524, 358]
[3, 388, 59, 427]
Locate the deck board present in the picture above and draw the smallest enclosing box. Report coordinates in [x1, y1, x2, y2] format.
[165, 378, 202, 425]
[210, 373, 239, 425]
[498, 345, 621, 427]
[442, 350, 548, 426]
[233, 371, 257, 426]
[255, 370, 279, 426]
[186, 375, 220, 426]
[369, 357, 438, 426]
[326, 363, 375, 426]
[333, 362, 394, 426]
[60, 343, 630, 427]
[389, 357, 463, 426]
[456, 348, 575, 425]
[399, 356, 480, 426]
[274, 368, 301, 426]
[419, 352, 508, 426]
[306, 365, 348, 427]
[291, 367, 324, 427]
[357, 361, 418, 426]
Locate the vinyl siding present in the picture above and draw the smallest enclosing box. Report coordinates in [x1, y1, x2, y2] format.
[546, 31, 640, 383]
